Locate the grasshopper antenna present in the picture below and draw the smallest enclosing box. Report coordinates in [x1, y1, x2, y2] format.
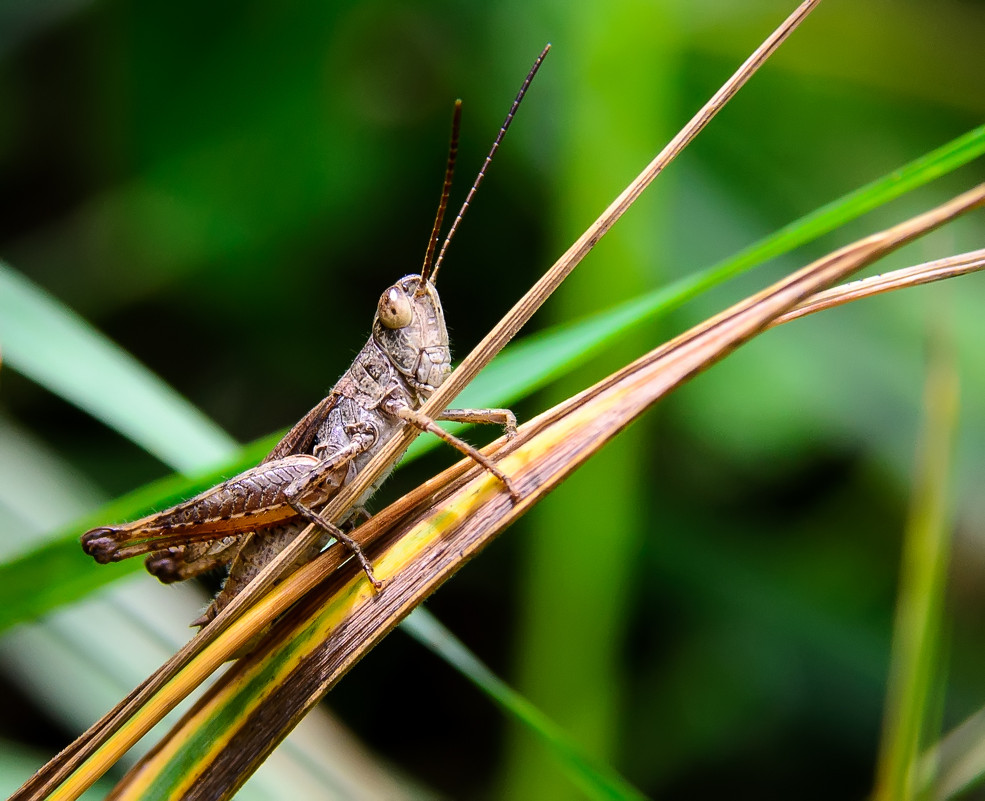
[429, 43, 550, 285]
[420, 99, 463, 287]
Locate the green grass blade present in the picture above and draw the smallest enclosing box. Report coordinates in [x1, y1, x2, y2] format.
[0, 262, 237, 473]
[415, 121, 985, 444]
[402, 609, 649, 801]
[671, 123, 985, 301]
[0, 434, 279, 633]
[874, 328, 960, 800]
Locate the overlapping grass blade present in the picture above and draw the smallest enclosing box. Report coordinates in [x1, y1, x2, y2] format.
[0, 435, 277, 633]
[0, 264, 237, 473]
[402, 608, 648, 801]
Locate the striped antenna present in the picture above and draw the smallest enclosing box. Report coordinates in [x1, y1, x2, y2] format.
[428, 43, 550, 285]
[420, 99, 463, 286]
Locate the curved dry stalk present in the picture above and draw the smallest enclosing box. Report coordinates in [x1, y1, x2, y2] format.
[95, 185, 985, 800]
[774, 248, 985, 325]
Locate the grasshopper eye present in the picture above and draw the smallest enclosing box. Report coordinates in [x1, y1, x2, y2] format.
[378, 287, 413, 329]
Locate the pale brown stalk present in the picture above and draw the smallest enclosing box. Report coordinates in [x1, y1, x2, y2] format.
[774, 248, 985, 325]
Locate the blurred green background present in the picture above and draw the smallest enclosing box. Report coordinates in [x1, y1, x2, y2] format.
[2, 0, 985, 798]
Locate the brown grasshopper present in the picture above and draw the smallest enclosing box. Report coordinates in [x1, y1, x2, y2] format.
[81, 48, 549, 626]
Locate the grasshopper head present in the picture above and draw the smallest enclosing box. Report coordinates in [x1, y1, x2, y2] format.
[373, 275, 451, 397]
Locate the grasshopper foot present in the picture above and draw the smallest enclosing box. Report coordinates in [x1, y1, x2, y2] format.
[145, 551, 183, 583]
[81, 527, 122, 563]
[501, 474, 521, 504]
[349, 546, 384, 592]
[503, 411, 518, 440]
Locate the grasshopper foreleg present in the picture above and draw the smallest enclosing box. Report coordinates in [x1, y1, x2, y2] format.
[385, 399, 520, 501]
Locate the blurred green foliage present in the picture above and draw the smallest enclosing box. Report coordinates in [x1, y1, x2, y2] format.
[2, 1, 985, 798]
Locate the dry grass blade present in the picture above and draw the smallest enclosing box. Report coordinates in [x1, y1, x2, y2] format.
[13, 5, 823, 800]
[773, 249, 985, 326]
[99, 185, 985, 800]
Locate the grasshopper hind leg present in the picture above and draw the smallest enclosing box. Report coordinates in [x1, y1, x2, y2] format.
[145, 538, 241, 583]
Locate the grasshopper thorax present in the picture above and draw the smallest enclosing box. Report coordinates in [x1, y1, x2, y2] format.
[372, 275, 451, 397]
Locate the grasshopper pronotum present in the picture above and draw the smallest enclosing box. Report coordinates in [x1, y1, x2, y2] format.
[81, 47, 549, 625]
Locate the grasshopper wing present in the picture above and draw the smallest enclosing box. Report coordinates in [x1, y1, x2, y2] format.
[264, 392, 340, 461]
[141, 393, 343, 580]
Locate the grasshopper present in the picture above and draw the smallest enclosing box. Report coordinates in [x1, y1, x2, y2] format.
[81, 48, 548, 626]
